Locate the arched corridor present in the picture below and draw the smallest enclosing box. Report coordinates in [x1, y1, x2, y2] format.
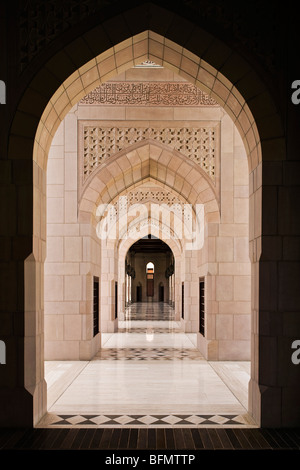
[44, 60, 251, 360]
[1, 0, 300, 436]
[126, 237, 173, 307]
[40, 51, 254, 427]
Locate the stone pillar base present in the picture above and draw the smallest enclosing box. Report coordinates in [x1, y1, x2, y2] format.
[248, 377, 261, 426]
[247, 379, 300, 428]
[197, 334, 218, 360]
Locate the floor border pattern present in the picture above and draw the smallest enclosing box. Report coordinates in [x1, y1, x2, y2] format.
[37, 412, 255, 428]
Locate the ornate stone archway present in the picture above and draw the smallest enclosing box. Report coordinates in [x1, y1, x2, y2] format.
[4, 4, 288, 426]
[27, 32, 263, 426]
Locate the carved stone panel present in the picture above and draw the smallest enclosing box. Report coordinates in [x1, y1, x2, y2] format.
[81, 124, 217, 186]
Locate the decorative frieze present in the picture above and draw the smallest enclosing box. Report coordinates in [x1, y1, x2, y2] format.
[80, 82, 218, 107]
[126, 189, 183, 207]
[112, 189, 186, 219]
[82, 125, 216, 183]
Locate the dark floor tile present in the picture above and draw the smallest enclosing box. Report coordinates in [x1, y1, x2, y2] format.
[256, 429, 279, 449]
[182, 428, 195, 449]
[156, 428, 166, 449]
[90, 429, 104, 449]
[207, 429, 224, 449]
[119, 429, 130, 449]
[1, 429, 30, 449]
[147, 428, 156, 449]
[267, 429, 295, 449]
[191, 428, 205, 449]
[250, 429, 273, 449]
[165, 428, 176, 449]
[30, 429, 58, 449]
[13, 429, 40, 449]
[232, 429, 254, 449]
[224, 429, 243, 449]
[281, 429, 300, 449]
[242, 428, 265, 449]
[137, 428, 147, 449]
[215, 429, 234, 449]
[58, 429, 78, 449]
[198, 429, 214, 449]
[80, 429, 97, 449]
[71, 429, 88, 449]
[0, 428, 300, 450]
[174, 428, 188, 449]
[99, 428, 113, 449]
[109, 428, 122, 449]
[48, 429, 71, 449]
[128, 428, 138, 449]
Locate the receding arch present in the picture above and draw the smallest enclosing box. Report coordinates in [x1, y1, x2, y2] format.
[117, 218, 183, 259]
[79, 141, 220, 226]
[118, 227, 180, 320]
[78, 128, 220, 200]
[118, 222, 182, 260]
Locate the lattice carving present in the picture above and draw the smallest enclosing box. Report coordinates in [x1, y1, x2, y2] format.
[112, 189, 185, 218]
[126, 189, 183, 206]
[80, 82, 218, 107]
[101, 189, 193, 234]
[83, 125, 216, 183]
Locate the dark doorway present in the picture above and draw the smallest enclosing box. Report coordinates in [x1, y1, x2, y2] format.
[147, 278, 154, 297]
[199, 278, 205, 336]
[115, 281, 118, 319]
[182, 282, 184, 319]
[136, 285, 142, 302]
[159, 284, 164, 302]
[93, 277, 99, 336]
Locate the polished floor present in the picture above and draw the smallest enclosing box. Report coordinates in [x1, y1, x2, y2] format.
[38, 302, 254, 428]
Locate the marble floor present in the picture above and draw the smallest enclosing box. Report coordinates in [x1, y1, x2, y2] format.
[38, 302, 254, 428]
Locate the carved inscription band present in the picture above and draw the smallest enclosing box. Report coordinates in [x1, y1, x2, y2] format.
[80, 82, 218, 107]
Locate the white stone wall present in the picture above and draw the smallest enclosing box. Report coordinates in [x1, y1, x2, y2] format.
[196, 116, 251, 360]
[44, 112, 101, 360]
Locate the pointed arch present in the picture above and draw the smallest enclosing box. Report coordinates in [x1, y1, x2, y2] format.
[79, 141, 220, 226]
[11, 6, 284, 426]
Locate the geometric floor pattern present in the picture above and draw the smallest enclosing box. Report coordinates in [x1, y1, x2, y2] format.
[117, 327, 182, 333]
[40, 413, 251, 428]
[94, 347, 205, 361]
[124, 302, 176, 321]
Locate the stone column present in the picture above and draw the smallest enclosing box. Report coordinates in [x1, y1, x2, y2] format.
[248, 159, 300, 427]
